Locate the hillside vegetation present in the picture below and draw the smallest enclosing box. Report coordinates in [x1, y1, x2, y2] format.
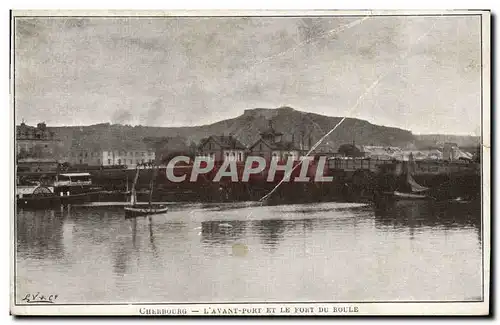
[47, 107, 479, 154]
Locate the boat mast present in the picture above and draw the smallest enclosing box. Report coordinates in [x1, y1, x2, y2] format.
[131, 167, 140, 206]
[148, 164, 157, 207]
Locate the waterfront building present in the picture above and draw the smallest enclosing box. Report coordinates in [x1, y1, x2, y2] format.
[102, 148, 156, 167]
[197, 135, 247, 163]
[67, 147, 155, 168]
[248, 122, 302, 162]
[16, 122, 63, 160]
[67, 147, 103, 166]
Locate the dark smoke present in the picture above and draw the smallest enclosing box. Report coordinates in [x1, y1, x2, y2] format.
[111, 109, 133, 124]
[140, 98, 166, 126]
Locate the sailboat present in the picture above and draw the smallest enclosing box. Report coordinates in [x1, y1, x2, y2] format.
[384, 153, 431, 200]
[124, 165, 168, 218]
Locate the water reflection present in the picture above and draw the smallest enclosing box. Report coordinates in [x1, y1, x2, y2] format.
[200, 211, 324, 250]
[200, 216, 322, 251]
[252, 219, 286, 249]
[17, 208, 65, 260]
[112, 244, 130, 276]
[130, 218, 137, 248]
[200, 220, 246, 245]
[148, 217, 159, 259]
[16, 201, 483, 303]
[374, 200, 481, 236]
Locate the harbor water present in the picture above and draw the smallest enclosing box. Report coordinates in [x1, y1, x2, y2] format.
[15, 200, 482, 303]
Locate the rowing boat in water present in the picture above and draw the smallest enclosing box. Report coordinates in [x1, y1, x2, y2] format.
[391, 191, 428, 200]
[125, 166, 168, 218]
[124, 204, 168, 217]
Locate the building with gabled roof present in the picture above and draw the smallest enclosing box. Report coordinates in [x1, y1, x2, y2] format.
[248, 121, 303, 162]
[197, 135, 247, 162]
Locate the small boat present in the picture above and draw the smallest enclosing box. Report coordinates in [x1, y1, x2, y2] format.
[124, 204, 168, 217]
[392, 191, 428, 200]
[380, 153, 431, 201]
[382, 175, 431, 201]
[125, 165, 168, 218]
[450, 197, 472, 204]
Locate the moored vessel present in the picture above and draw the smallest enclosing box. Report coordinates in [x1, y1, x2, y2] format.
[16, 172, 102, 208]
[124, 166, 168, 218]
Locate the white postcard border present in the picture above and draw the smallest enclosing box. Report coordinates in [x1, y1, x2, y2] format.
[9, 9, 491, 316]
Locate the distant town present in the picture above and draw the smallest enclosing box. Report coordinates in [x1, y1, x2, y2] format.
[16, 107, 480, 175]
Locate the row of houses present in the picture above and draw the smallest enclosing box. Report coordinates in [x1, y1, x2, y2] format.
[197, 122, 305, 163]
[15, 122, 156, 170]
[335, 143, 475, 162]
[16, 121, 476, 171]
[197, 129, 476, 165]
[58, 122, 303, 167]
[68, 148, 156, 167]
[66, 121, 309, 167]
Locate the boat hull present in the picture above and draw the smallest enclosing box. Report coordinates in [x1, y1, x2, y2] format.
[382, 191, 429, 200]
[124, 205, 168, 218]
[16, 191, 102, 209]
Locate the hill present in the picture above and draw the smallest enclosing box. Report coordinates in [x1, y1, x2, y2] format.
[49, 107, 416, 156]
[45, 107, 478, 158]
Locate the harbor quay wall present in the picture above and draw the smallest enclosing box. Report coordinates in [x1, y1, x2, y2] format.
[16, 157, 481, 203]
[86, 159, 479, 203]
[87, 161, 349, 203]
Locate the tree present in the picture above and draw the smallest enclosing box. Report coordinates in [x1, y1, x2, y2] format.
[338, 144, 363, 157]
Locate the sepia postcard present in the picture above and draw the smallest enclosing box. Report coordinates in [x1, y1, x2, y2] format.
[10, 9, 490, 316]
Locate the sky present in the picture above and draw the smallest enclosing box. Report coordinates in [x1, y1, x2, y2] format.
[14, 14, 482, 135]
